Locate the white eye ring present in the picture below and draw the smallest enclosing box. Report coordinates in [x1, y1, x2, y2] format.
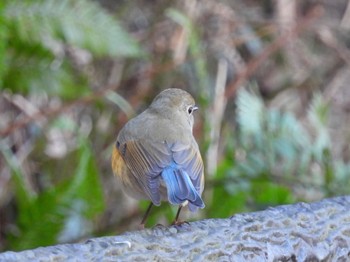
[187, 105, 198, 115]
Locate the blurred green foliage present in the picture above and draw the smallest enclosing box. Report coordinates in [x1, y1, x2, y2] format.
[210, 89, 350, 217]
[1, 0, 141, 251]
[2, 138, 104, 250]
[2, 0, 140, 96]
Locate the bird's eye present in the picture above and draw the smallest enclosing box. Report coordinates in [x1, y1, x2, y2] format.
[188, 106, 193, 114]
[187, 105, 198, 115]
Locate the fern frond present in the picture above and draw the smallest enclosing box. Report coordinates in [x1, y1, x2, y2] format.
[5, 0, 140, 57]
[307, 93, 329, 127]
[307, 93, 331, 160]
[236, 89, 264, 134]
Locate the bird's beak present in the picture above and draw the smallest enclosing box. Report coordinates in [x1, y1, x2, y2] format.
[193, 105, 199, 112]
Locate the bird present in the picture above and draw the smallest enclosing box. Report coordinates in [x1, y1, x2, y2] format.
[111, 88, 205, 228]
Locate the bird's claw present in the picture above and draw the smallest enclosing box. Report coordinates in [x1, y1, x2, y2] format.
[153, 223, 166, 229]
[171, 220, 190, 226]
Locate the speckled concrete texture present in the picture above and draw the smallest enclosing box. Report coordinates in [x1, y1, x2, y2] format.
[1, 196, 350, 261]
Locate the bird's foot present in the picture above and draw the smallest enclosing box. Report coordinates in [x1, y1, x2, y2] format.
[171, 220, 190, 226]
[153, 223, 166, 229]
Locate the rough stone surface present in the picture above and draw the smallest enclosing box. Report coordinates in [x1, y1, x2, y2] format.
[1, 196, 350, 261]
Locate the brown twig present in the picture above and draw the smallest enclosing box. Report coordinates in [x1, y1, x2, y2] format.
[225, 5, 324, 99]
[0, 85, 117, 137]
[0, 6, 323, 137]
[206, 59, 228, 177]
[0, 56, 183, 138]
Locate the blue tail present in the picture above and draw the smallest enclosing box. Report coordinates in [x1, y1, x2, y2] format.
[161, 163, 204, 212]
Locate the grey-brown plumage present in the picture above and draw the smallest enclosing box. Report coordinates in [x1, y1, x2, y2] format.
[112, 88, 205, 226]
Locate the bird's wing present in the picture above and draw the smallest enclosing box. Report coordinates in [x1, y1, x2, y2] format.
[157, 141, 205, 211]
[116, 137, 204, 208]
[116, 138, 171, 206]
[170, 141, 204, 196]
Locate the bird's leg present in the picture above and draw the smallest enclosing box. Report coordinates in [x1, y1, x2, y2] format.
[174, 205, 183, 223]
[172, 205, 190, 226]
[139, 202, 153, 229]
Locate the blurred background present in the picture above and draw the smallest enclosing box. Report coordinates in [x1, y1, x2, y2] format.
[1, 0, 350, 252]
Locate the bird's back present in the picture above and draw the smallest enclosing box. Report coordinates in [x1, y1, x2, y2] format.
[112, 89, 205, 215]
[118, 108, 193, 145]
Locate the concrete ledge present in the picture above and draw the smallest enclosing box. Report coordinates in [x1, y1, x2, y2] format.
[1, 196, 350, 261]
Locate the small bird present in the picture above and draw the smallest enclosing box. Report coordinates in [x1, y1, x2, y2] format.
[111, 88, 205, 228]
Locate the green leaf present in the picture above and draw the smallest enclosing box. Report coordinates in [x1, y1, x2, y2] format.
[4, 54, 89, 97]
[106, 90, 135, 118]
[210, 186, 248, 218]
[12, 189, 65, 250]
[8, 138, 104, 250]
[3, 0, 141, 95]
[308, 93, 329, 127]
[209, 159, 250, 218]
[5, 0, 141, 57]
[307, 94, 330, 161]
[0, 143, 35, 212]
[236, 89, 264, 135]
[251, 181, 294, 207]
[55, 138, 104, 242]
